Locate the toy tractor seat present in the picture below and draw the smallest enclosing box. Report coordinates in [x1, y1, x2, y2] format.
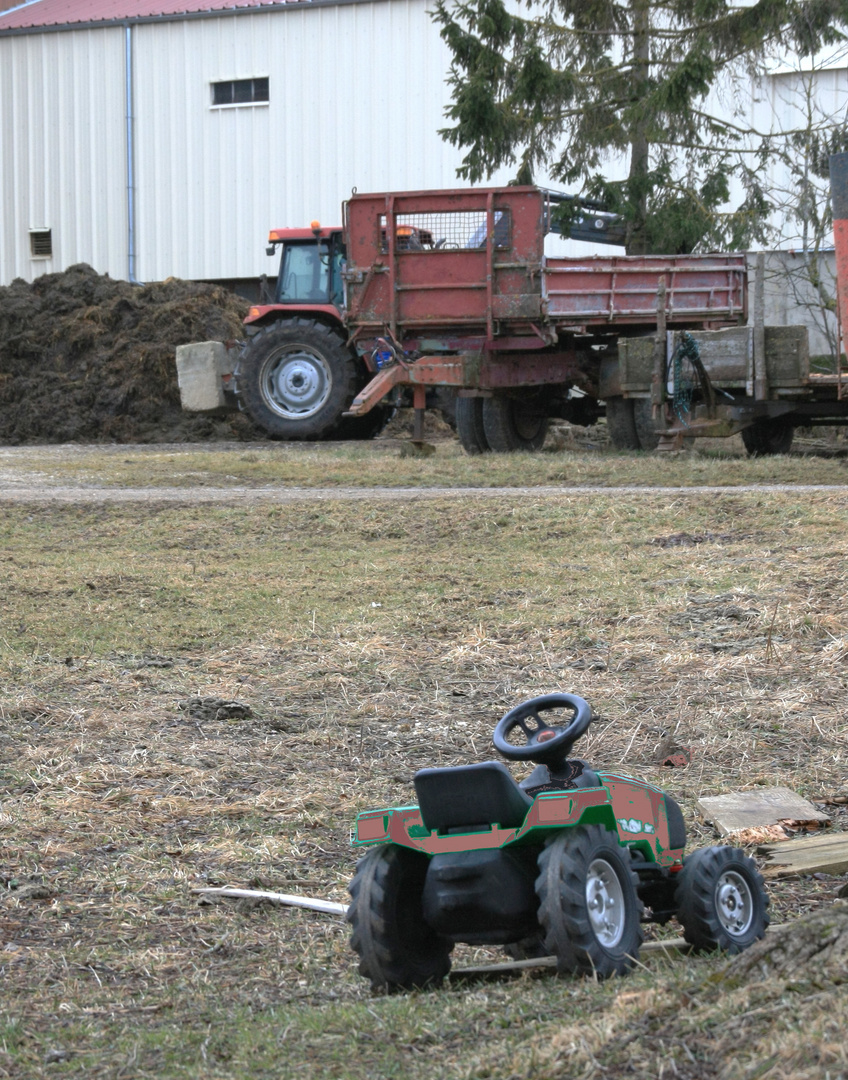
[414, 762, 533, 834]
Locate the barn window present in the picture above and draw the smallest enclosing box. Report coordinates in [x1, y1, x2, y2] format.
[211, 78, 269, 107]
[30, 228, 52, 258]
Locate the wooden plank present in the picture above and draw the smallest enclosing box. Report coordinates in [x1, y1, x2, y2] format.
[758, 832, 848, 877]
[697, 787, 830, 837]
[449, 939, 695, 979]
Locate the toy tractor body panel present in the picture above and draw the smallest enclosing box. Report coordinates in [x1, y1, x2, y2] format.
[353, 771, 685, 867]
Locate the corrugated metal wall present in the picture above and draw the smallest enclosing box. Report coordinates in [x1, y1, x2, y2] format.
[130, 0, 495, 282]
[0, 0, 517, 285]
[5, 3, 848, 287]
[0, 27, 127, 282]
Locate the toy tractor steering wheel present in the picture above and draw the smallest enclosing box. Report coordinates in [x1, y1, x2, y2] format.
[493, 693, 592, 768]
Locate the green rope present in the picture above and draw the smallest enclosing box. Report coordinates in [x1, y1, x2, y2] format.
[671, 331, 701, 427]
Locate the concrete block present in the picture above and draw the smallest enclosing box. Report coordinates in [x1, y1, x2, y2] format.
[176, 341, 234, 412]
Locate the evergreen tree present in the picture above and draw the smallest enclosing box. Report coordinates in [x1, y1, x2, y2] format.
[434, 0, 848, 253]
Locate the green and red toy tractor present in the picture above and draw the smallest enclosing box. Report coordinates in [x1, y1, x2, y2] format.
[347, 693, 769, 991]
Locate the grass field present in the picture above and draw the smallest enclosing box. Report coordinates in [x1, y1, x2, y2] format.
[1, 437, 847, 1079]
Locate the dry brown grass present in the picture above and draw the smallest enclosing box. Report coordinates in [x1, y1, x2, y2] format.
[1, 467, 847, 1078]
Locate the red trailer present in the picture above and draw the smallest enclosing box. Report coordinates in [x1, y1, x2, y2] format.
[178, 173, 848, 454]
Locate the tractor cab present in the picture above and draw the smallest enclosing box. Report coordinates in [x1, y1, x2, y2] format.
[263, 222, 437, 311]
[266, 226, 345, 309]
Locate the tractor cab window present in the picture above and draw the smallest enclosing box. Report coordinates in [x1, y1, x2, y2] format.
[276, 235, 344, 306]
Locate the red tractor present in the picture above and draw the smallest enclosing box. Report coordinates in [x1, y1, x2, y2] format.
[235, 222, 437, 440]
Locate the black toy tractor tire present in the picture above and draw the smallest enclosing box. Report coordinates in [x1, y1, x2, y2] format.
[535, 824, 643, 978]
[674, 846, 769, 954]
[741, 419, 794, 457]
[632, 398, 662, 451]
[456, 396, 490, 454]
[237, 319, 358, 440]
[605, 397, 641, 450]
[482, 395, 548, 452]
[347, 844, 453, 992]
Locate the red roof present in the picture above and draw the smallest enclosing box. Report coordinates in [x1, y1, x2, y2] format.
[0, 0, 308, 31]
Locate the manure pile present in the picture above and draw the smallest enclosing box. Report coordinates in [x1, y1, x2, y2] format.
[0, 264, 260, 443]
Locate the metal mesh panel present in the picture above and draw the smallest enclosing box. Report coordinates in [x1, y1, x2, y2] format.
[380, 210, 511, 251]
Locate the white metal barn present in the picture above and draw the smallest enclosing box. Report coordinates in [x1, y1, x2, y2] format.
[2, 0, 847, 319]
[0, 0, 519, 290]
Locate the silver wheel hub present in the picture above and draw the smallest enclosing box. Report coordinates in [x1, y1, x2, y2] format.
[586, 858, 626, 948]
[715, 870, 754, 937]
[263, 348, 332, 420]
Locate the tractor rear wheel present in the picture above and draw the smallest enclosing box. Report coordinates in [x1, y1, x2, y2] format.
[741, 419, 794, 456]
[535, 825, 643, 978]
[482, 395, 548, 452]
[347, 844, 453, 992]
[605, 397, 640, 450]
[237, 319, 358, 440]
[674, 846, 769, 953]
[456, 396, 490, 454]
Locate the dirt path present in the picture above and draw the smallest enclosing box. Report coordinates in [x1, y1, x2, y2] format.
[2, 482, 847, 503]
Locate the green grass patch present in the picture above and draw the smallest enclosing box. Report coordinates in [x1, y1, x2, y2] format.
[1, 476, 848, 1078]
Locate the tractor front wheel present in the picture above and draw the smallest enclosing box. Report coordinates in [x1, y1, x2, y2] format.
[535, 825, 643, 978]
[347, 845, 452, 992]
[237, 319, 358, 440]
[674, 846, 769, 953]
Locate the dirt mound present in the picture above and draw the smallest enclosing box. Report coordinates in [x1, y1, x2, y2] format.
[0, 264, 261, 443]
[725, 901, 848, 982]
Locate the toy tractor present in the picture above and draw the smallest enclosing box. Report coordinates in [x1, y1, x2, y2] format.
[347, 693, 769, 991]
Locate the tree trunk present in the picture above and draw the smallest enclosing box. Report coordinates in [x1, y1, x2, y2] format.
[626, 0, 651, 255]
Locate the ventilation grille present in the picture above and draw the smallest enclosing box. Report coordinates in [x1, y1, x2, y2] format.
[30, 229, 53, 258]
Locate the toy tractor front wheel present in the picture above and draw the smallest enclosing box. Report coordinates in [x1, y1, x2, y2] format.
[536, 824, 643, 979]
[347, 844, 453, 992]
[674, 846, 769, 953]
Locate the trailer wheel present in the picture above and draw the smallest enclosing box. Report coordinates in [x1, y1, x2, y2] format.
[535, 825, 643, 978]
[330, 403, 395, 441]
[632, 398, 661, 451]
[741, 420, 794, 456]
[482, 395, 548, 452]
[347, 844, 453, 992]
[237, 320, 358, 440]
[605, 397, 640, 450]
[456, 397, 490, 454]
[674, 846, 769, 954]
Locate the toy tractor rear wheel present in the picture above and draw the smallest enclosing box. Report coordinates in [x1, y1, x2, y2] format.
[347, 844, 453, 992]
[674, 846, 769, 953]
[536, 824, 643, 979]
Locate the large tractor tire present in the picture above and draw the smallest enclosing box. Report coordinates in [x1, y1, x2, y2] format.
[605, 397, 641, 450]
[237, 319, 358, 440]
[347, 844, 453, 992]
[482, 395, 548, 452]
[741, 419, 794, 456]
[456, 396, 490, 454]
